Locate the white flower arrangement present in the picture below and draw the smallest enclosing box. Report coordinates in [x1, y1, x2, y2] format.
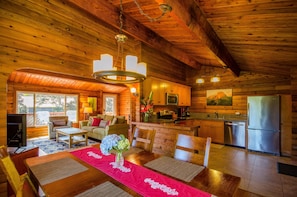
[100, 134, 130, 155]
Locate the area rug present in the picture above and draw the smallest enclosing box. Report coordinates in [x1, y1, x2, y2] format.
[277, 162, 297, 177]
[31, 138, 99, 154]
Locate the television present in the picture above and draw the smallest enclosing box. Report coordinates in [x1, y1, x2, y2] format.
[7, 114, 27, 147]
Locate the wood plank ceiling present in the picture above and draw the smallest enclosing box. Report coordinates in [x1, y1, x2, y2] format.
[68, 0, 297, 77]
[7, 0, 297, 91]
[8, 70, 128, 93]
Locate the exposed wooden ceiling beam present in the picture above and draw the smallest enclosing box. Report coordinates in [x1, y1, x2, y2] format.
[65, 0, 202, 70]
[155, 0, 241, 76]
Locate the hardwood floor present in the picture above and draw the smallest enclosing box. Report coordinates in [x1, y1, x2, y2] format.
[234, 188, 264, 197]
[209, 144, 297, 197]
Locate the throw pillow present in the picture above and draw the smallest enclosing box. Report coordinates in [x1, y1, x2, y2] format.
[111, 117, 117, 125]
[91, 117, 101, 126]
[88, 116, 97, 126]
[99, 120, 108, 128]
[117, 116, 126, 124]
[105, 115, 114, 121]
[97, 114, 105, 119]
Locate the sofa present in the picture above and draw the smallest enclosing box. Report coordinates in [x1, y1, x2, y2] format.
[48, 116, 73, 139]
[79, 114, 129, 141]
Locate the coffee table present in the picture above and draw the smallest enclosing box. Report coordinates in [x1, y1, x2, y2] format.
[56, 128, 88, 148]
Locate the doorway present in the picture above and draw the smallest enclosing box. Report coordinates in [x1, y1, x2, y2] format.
[103, 94, 117, 116]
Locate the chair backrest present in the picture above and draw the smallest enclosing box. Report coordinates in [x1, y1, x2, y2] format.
[0, 146, 37, 197]
[131, 127, 156, 152]
[173, 134, 211, 167]
[49, 116, 68, 122]
[0, 145, 22, 194]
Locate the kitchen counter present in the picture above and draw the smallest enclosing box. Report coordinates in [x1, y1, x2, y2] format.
[171, 116, 247, 122]
[131, 121, 199, 156]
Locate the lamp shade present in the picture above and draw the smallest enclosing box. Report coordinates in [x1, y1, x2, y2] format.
[84, 107, 93, 114]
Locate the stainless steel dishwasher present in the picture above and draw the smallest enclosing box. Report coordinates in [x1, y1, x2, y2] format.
[224, 121, 246, 148]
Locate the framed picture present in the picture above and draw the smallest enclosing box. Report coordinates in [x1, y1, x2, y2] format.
[87, 97, 97, 112]
[206, 89, 232, 106]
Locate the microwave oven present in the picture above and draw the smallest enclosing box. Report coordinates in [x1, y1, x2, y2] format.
[166, 93, 178, 105]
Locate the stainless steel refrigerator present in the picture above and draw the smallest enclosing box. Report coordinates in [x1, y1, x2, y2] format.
[247, 96, 280, 155]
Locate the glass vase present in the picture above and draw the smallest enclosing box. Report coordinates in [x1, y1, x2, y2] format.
[144, 113, 149, 122]
[115, 151, 124, 167]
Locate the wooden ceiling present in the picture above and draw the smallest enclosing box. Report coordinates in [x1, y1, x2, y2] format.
[7, 0, 297, 91]
[8, 69, 128, 93]
[67, 0, 297, 77]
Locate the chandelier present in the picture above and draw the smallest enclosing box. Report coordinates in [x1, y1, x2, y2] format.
[93, 0, 171, 84]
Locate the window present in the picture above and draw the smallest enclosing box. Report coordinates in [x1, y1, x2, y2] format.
[17, 92, 78, 127]
[103, 94, 117, 116]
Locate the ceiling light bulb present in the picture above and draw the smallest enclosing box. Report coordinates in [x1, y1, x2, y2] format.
[131, 88, 138, 94]
[196, 78, 205, 84]
[210, 76, 220, 82]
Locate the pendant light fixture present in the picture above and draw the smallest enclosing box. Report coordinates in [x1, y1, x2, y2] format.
[93, 0, 147, 84]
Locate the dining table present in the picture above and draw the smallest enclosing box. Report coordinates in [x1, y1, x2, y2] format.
[25, 146, 240, 197]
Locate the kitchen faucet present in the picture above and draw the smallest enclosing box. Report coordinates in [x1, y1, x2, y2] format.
[215, 112, 219, 119]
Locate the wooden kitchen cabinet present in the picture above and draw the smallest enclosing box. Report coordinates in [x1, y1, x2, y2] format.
[177, 85, 191, 106]
[199, 120, 224, 144]
[143, 77, 165, 105]
[163, 81, 174, 94]
[131, 122, 198, 156]
[143, 77, 191, 106]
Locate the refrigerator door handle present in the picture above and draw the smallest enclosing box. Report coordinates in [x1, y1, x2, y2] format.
[247, 103, 250, 127]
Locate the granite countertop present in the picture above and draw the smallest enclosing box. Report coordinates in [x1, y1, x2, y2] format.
[132, 121, 199, 129]
[153, 116, 247, 123]
[134, 114, 247, 126]
[186, 114, 247, 122]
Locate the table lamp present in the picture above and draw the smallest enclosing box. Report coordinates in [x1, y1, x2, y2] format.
[84, 107, 93, 120]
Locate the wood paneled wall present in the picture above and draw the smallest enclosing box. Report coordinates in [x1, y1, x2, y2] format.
[187, 66, 291, 115]
[187, 66, 296, 159]
[141, 44, 187, 84]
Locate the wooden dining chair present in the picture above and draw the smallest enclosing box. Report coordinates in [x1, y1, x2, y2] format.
[173, 134, 211, 167]
[131, 127, 156, 152]
[0, 145, 38, 197]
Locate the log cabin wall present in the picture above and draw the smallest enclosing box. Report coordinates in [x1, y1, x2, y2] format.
[141, 44, 188, 84]
[187, 66, 292, 115]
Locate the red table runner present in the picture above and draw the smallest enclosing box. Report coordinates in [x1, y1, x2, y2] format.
[71, 147, 212, 197]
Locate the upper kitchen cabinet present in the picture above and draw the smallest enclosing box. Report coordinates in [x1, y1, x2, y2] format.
[143, 77, 191, 106]
[163, 81, 174, 94]
[143, 77, 165, 105]
[177, 85, 191, 106]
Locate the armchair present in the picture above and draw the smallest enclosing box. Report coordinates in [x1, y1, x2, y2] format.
[48, 116, 72, 139]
